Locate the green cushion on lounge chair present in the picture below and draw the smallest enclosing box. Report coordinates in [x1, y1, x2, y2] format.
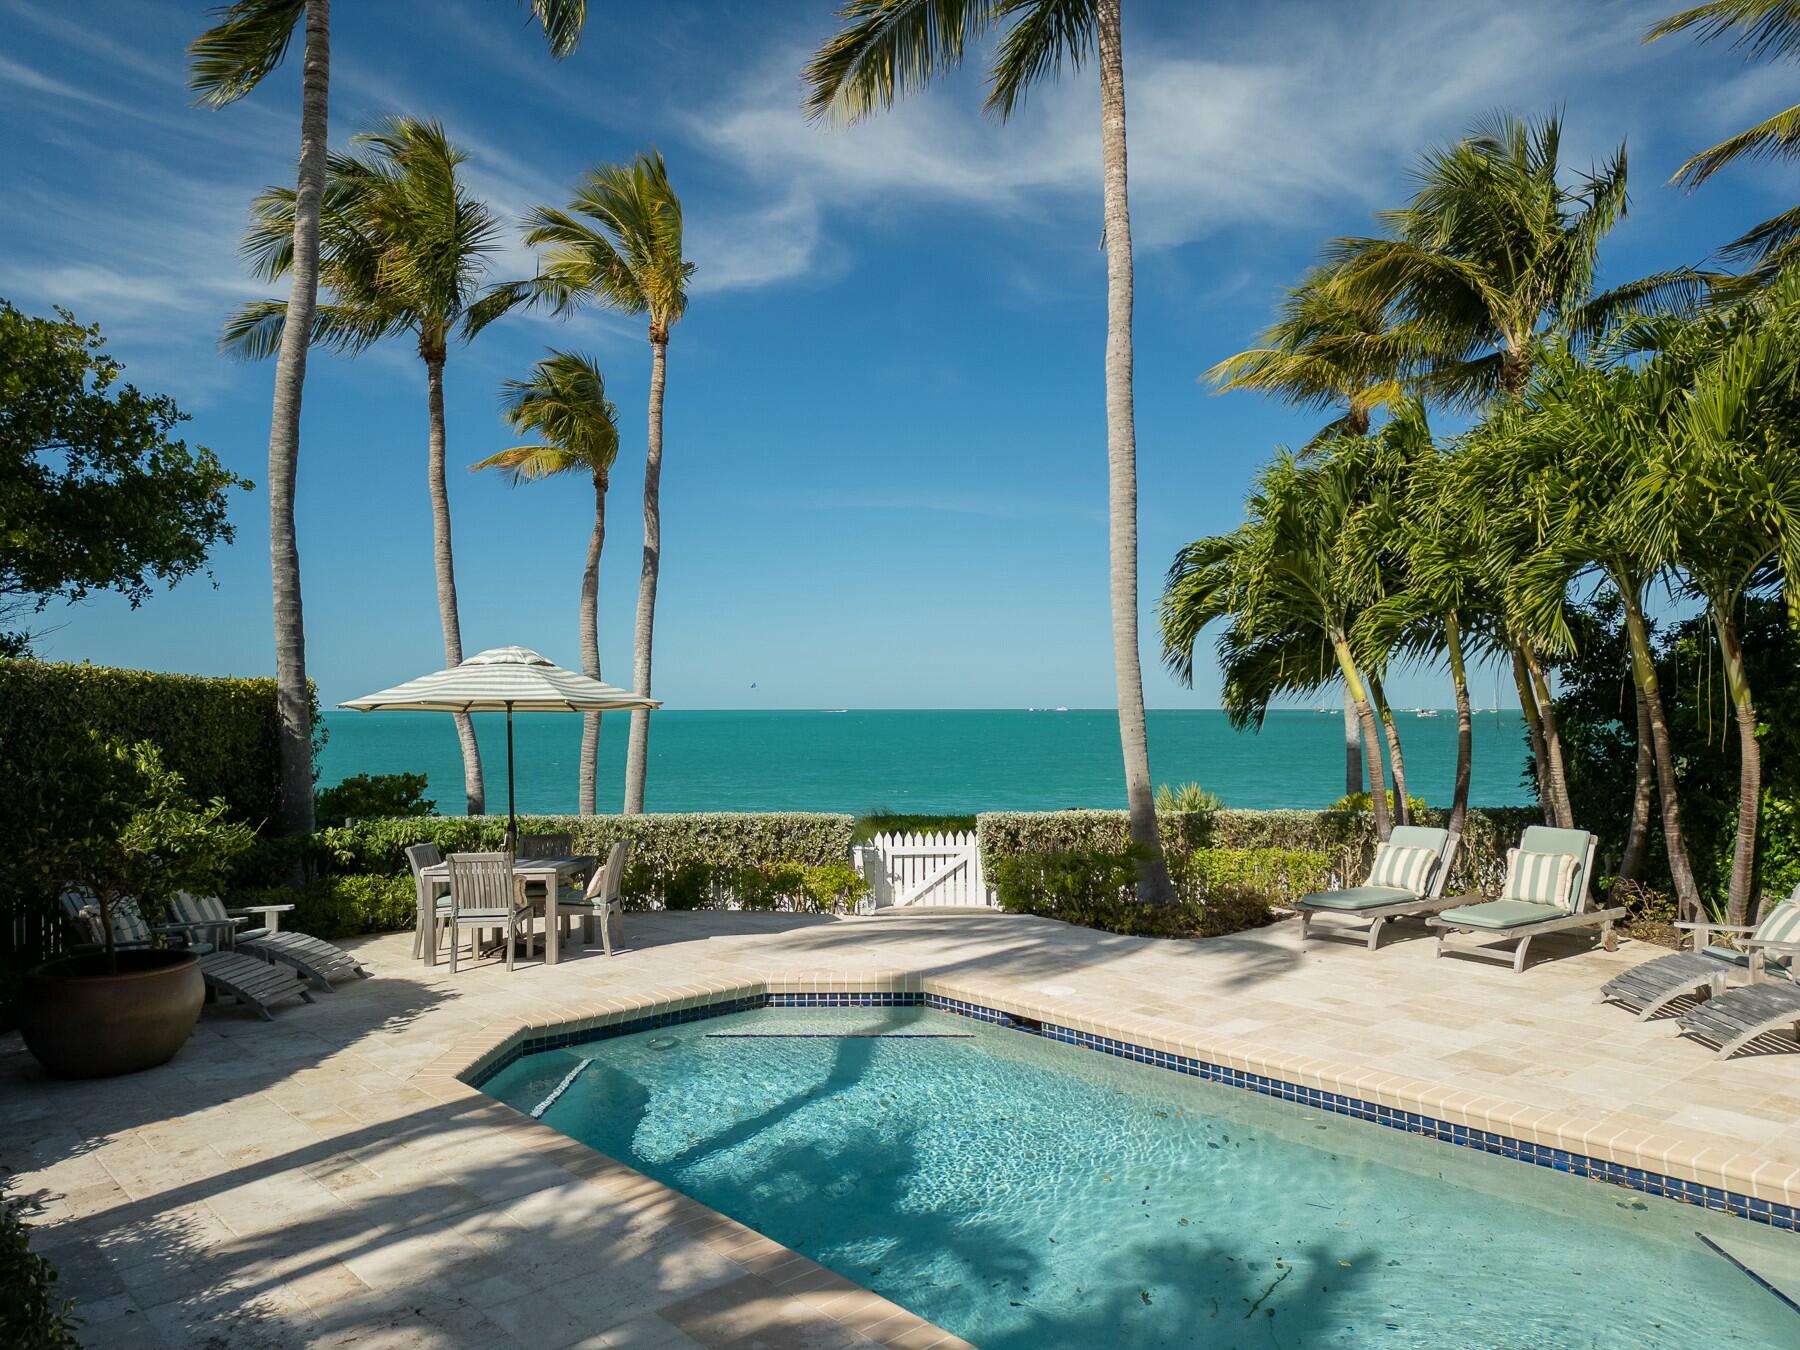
[1441, 899, 1566, 930]
[1301, 885, 1416, 912]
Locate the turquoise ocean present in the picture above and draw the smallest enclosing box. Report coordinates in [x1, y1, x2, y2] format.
[317, 708, 1532, 815]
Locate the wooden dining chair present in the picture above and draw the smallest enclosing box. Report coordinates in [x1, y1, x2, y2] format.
[405, 842, 446, 960]
[555, 841, 630, 956]
[445, 852, 531, 973]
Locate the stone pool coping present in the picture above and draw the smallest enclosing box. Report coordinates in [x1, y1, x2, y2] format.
[422, 970, 1800, 1242]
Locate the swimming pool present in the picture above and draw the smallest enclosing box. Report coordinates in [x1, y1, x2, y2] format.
[481, 1005, 1799, 1348]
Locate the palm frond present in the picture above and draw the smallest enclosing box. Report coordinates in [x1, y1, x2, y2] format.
[526, 0, 588, 58]
[987, 0, 1093, 120]
[1646, 1, 1800, 61]
[803, 0, 993, 124]
[188, 0, 305, 106]
[1671, 100, 1800, 189]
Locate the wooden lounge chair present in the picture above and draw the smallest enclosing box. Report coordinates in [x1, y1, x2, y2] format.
[1676, 958, 1800, 1058]
[554, 840, 629, 956]
[1600, 888, 1799, 1021]
[60, 888, 313, 1021]
[169, 891, 370, 991]
[1427, 827, 1620, 973]
[1296, 826, 1463, 950]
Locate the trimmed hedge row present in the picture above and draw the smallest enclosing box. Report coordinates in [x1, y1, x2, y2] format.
[977, 807, 1543, 894]
[0, 659, 288, 826]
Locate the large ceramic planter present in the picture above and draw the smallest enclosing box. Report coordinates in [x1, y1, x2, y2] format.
[20, 950, 204, 1078]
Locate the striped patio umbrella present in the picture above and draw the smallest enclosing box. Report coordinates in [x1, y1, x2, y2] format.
[340, 646, 659, 845]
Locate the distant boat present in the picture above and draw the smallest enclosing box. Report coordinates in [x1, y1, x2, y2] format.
[1415, 708, 1439, 718]
[1053, 706, 1069, 713]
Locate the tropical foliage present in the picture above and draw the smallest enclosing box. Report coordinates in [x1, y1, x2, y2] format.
[1190, 104, 1800, 925]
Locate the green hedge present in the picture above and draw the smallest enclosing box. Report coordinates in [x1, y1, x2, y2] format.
[0, 659, 288, 827]
[977, 807, 1542, 895]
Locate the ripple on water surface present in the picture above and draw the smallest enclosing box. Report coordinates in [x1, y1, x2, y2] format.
[482, 1008, 1800, 1349]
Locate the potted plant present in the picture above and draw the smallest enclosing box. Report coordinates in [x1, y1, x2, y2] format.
[18, 737, 253, 1078]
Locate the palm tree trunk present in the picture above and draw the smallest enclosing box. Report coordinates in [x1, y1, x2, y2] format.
[1096, 0, 1174, 903]
[267, 0, 329, 837]
[1366, 670, 1411, 825]
[622, 336, 666, 815]
[1713, 606, 1760, 926]
[424, 354, 485, 816]
[1331, 636, 1391, 841]
[1445, 612, 1472, 838]
[1522, 644, 1574, 828]
[1618, 677, 1653, 883]
[578, 470, 607, 815]
[1342, 686, 1363, 795]
[1622, 592, 1701, 917]
[1511, 646, 1554, 822]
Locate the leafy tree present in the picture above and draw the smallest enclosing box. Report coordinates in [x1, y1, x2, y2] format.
[804, 0, 1178, 902]
[189, 0, 588, 836]
[0, 302, 247, 651]
[474, 351, 620, 813]
[522, 153, 692, 817]
[315, 772, 435, 826]
[228, 117, 516, 816]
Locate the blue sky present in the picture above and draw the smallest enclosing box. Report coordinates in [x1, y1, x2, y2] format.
[3, 0, 1790, 709]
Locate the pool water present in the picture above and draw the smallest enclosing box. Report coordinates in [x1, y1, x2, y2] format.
[481, 1008, 1800, 1348]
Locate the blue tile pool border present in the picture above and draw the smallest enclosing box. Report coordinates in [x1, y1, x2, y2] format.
[471, 988, 1798, 1234]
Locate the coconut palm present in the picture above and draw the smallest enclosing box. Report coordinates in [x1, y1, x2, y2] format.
[522, 152, 692, 816]
[1204, 264, 1426, 442]
[189, 0, 586, 833]
[1162, 453, 1395, 841]
[1649, 2, 1800, 288]
[1329, 112, 1630, 404]
[226, 117, 521, 815]
[473, 352, 620, 814]
[805, 0, 1176, 901]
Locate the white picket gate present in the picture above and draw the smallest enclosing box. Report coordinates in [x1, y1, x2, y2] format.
[853, 831, 996, 910]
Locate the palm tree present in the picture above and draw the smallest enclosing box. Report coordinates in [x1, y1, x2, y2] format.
[1626, 280, 1800, 923]
[1204, 264, 1424, 441]
[1505, 342, 1704, 916]
[188, 0, 586, 834]
[523, 152, 692, 816]
[226, 117, 520, 815]
[805, 0, 1177, 902]
[473, 352, 620, 814]
[1329, 112, 1629, 404]
[1162, 453, 1395, 842]
[1649, 2, 1800, 288]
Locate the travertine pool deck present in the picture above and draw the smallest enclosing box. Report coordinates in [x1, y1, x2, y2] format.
[3, 910, 1796, 1348]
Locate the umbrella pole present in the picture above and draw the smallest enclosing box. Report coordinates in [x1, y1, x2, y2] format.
[505, 702, 517, 854]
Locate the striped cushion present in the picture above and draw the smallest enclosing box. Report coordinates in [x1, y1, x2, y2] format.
[1502, 849, 1578, 912]
[1754, 899, 1800, 945]
[170, 891, 231, 926]
[1366, 843, 1436, 895]
[106, 897, 153, 946]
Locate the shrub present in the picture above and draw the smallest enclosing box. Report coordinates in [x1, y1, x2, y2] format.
[231, 875, 417, 941]
[315, 772, 434, 826]
[0, 1194, 79, 1349]
[1155, 782, 1222, 812]
[1180, 846, 1332, 902]
[852, 812, 978, 843]
[977, 807, 1536, 897]
[1328, 790, 1429, 817]
[800, 862, 870, 913]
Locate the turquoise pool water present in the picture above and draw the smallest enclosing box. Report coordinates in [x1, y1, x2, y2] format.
[481, 1008, 1799, 1348]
